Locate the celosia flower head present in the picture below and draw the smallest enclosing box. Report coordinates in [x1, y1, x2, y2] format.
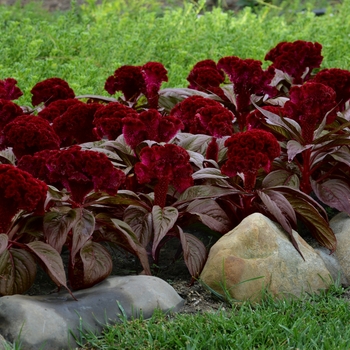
[265, 40, 323, 84]
[38, 98, 84, 123]
[93, 102, 138, 140]
[1, 115, 60, 159]
[0, 164, 48, 233]
[46, 146, 126, 205]
[122, 109, 183, 149]
[31, 77, 75, 107]
[52, 102, 103, 146]
[187, 59, 227, 100]
[105, 62, 168, 108]
[0, 78, 23, 101]
[284, 82, 338, 143]
[222, 129, 280, 191]
[0, 99, 23, 132]
[135, 144, 193, 207]
[170, 95, 226, 134]
[311, 68, 350, 111]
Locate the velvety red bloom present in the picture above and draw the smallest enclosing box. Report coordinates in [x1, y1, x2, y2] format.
[222, 129, 280, 191]
[46, 146, 126, 204]
[217, 56, 277, 130]
[104, 62, 168, 108]
[93, 102, 138, 140]
[187, 59, 227, 100]
[135, 144, 193, 207]
[170, 95, 226, 134]
[0, 99, 23, 132]
[52, 103, 103, 146]
[17, 149, 60, 184]
[265, 41, 323, 84]
[122, 109, 184, 149]
[311, 68, 350, 111]
[31, 78, 75, 107]
[142, 62, 168, 109]
[0, 164, 48, 233]
[0, 78, 23, 101]
[1, 115, 60, 159]
[38, 98, 84, 122]
[284, 82, 338, 143]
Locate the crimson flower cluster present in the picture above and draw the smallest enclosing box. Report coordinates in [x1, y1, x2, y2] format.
[0, 164, 48, 233]
[52, 102, 103, 146]
[311, 68, 350, 111]
[284, 82, 338, 143]
[122, 109, 184, 149]
[105, 62, 168, 109]
[0, 99, 23, 132]
[265, 40, 323, 84]
[222, 129, 281, 191]
[217, 56, 277, 130]
[93, 102, 138, 140]
[31, 78, 75, 107]
[135, 144, 193, 207]
[38, 98, 84, 123]
[46, 146, 126, 205]
[0, 115, 60, 159]
[0, 78, 23, 101]
[170, 95, 232, 134]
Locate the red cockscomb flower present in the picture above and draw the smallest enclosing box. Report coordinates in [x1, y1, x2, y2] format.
[52, 103, 103, 146]
[0, 164, 48, 233]
[170, 95, 226, 134]
[31, 78, 75, 107]
[93, 102, 138, 140]
[0, 99, 23, 132]
[38, 98, 84, 123]
[105, 62, 168, 108]
[17, 149, 60, 185]
[217, 56, 277, 130]
[265, 40, 323, 84]
[0, 78, 23, 101]
[284, 82, 338, 143]
[222, 129, 280, 191]
[311, 68, 350, 111]
[122, 109, 183, 149]
[46, 146, 126, 205]
[1, 115, 60, 159]
[135, 144, 193, 207]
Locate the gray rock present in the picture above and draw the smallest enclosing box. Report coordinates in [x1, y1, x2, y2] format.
[0, 275, 184, 350]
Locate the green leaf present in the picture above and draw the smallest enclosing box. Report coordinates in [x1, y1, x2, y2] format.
[262, 170, 300, 188]
[175, 185, 239, 207]
[152, 206, 178, 259]
[70, 241, 113, 290]
[123, 206, 153, 247]
[111, 218, 151, 275]
[176, 133, 212, 155]
[178, 226, 207, 278]
[0, 248, 37, 295]
[87, 192, 144, 208]
[26, 241, 74, 296]
[286, 140, 312, 161]
[311, 179, 350, 214]
[43, 208, 77, 254]
[192, 168, 229, 180]
[186, 199, 231, 233]
[71, 208, 95, 265]
[0, 234, 8, 255]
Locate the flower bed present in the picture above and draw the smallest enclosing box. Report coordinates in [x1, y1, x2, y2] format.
[0, 39, 349, 297]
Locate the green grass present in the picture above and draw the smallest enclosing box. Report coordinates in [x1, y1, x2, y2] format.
[0, 0, 350, 106]
[77, 283, 350, 349]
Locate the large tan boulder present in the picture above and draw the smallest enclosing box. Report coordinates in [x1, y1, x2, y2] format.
[200, 213, 332, 302]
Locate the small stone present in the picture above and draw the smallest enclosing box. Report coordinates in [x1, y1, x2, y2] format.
[200, 213, 332, 302]
[0, 275, 184, 350]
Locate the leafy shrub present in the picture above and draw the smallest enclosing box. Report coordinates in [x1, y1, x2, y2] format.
[1, 38, 350, 297]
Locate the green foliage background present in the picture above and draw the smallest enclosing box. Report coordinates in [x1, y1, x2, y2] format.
[0, 0, 349, 105]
